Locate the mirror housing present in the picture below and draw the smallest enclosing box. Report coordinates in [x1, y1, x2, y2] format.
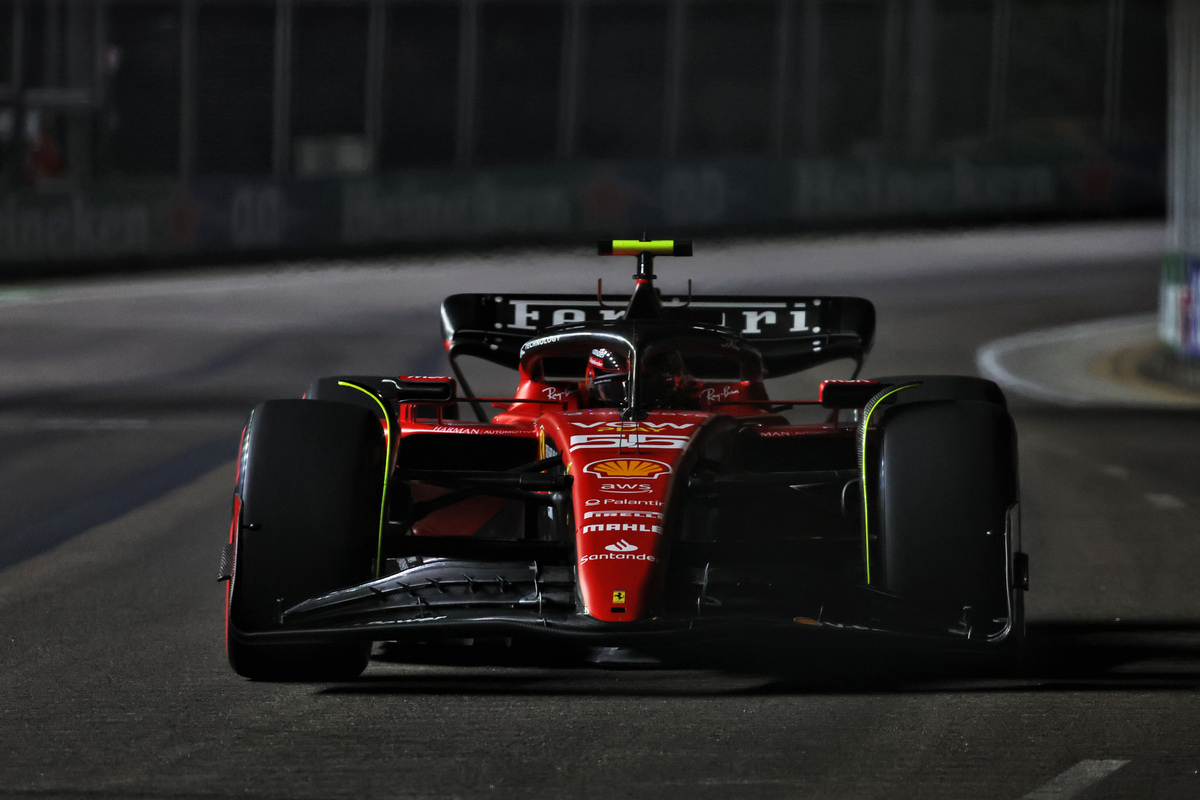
[385, 376, 457, 404]
[819, 380, 882, 409]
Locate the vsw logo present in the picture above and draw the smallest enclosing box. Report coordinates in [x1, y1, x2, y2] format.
[604, 540, 638, 553]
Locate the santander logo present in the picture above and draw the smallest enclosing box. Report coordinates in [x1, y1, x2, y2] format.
[581, 538, 657, 563]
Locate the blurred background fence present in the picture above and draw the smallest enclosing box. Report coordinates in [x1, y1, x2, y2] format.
[0, 0, 1166, 264]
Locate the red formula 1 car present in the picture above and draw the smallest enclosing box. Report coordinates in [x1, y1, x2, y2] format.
[221, 240, 1028, 680]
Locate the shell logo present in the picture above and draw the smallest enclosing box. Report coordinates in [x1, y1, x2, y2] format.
[583, 459, 672, 479]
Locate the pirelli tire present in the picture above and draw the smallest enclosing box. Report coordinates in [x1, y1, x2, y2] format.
[868, 375, 1007, 408]
[306, 377, 387, 416]
[873, 399, 1021, 651]
[227, 399, 385, 681]
[306, 375, 459, 422]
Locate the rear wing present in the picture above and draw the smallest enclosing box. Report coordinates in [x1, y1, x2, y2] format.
[441, 293, 875, 377]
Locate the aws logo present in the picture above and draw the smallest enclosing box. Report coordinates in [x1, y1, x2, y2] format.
[600, 483, 653, 494]
[584, 458, 672, 479]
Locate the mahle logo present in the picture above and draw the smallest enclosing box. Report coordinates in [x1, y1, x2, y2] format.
[583, 459, 671, 479]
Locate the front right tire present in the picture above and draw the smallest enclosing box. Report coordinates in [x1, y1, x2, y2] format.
[226, 399, 385, 681]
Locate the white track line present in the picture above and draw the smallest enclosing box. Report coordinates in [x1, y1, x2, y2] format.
[1020, 759, 1130, 800]
[976, 315, 1156, 406]
[1144, 492, 1187, 510]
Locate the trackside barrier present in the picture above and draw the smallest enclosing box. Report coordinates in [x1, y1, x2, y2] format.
[0, 148, 1163, 267]
[1159, 254, 1200, 359]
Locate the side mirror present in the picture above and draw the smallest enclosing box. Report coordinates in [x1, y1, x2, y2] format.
[818, 380, 882, 409]
[384, 376, 457, 404]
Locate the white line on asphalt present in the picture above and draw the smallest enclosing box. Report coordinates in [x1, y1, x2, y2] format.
[1020, 759, 1129, 799]
[0, 289, 47, 305]
[1144, 492, 1187, 510]
[34, 417, 151, 431]
[975, 315, 1154, 406]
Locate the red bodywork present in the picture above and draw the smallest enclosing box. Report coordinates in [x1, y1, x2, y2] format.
[394, 368, 830, 623]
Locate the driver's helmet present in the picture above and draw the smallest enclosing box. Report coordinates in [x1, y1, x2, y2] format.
[586, 347, 629, 405]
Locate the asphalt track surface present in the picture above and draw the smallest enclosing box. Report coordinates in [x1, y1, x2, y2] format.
[2, 222, 1199, 799]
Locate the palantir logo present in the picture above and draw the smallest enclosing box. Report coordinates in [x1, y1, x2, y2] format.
[604, 540, 638, 553]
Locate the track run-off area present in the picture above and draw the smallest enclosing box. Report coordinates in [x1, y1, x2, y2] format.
[2, 221, 1198, 799]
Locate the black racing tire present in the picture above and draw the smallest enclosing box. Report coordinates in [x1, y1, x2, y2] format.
[227, 399, 384, 681]
[307, 375, 459, 422]
[306, 377, 388, 415]
[867, 375, 1007, 409]
[873, 399, 1021, 646]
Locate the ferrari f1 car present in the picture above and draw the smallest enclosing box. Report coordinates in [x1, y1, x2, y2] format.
[221, 239, 1028, 680]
